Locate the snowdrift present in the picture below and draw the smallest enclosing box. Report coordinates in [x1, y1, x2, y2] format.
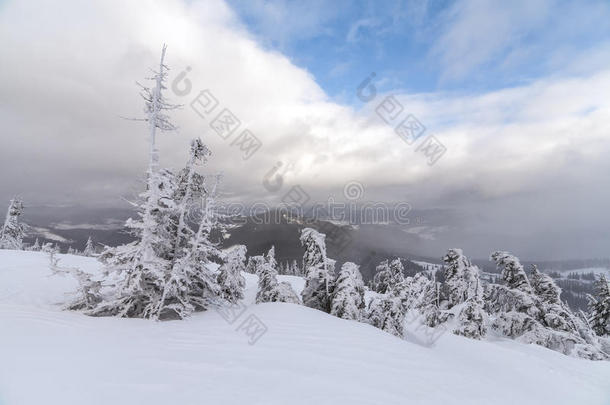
[1, 250, 609, 405]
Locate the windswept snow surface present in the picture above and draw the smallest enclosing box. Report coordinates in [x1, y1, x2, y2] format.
[1, 250, 609, 405]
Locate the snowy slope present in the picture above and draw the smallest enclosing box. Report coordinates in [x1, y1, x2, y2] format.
[1, 250, 609, 405]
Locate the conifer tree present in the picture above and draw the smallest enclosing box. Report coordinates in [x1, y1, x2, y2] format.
[77, 47, 223, 320]
[246, 255, 265, 274]
[587, 274, 610, 337]
[529, 265, 562, 304]
[367, 294, 405, 338]
[31, 238, 40, 252]
[371, 258, 404, 294]
[83, 236, 96, 257]
[0, 198, 26, 250]
[256, 246, 299, 304]
[331, 262, 365, 321]
[491, 251, 534, 294]
[300, 228, 334, 312]
[217, 245, 247, 303]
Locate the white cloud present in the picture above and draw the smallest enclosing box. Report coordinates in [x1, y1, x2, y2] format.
[1, 0, 609, 258]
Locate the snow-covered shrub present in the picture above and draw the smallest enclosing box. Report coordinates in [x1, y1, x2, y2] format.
[331, 262, 365, 321]
[66, 270, 103, 311]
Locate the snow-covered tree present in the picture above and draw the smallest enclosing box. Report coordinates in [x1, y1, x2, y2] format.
[0, 198, 26, 250]
[453, 296, 486, 339]
[153, 172, 223, 319]
[76, 48, 225, 320]
[300, 228, 335, 312]
[30, 238, 41, 252]
[256, 246, 279, 303]
[443, 249, 483, 306]
[486, 251, 608, 359]
[83, 236, 96, 257]
[272, 281, 301, 304]
[246, 255, 265, 274]
[371, 258, 405, 294]
[217, 245, 247, 303]
[291, 260, 301, 276]
[256, 246, 299, 304]
[529, 265, 561, 304]
[587, 274, 610, 337]
[367, 294, 405, 338]
[491, 251, 533, 294]
[331, 262, 365, 321]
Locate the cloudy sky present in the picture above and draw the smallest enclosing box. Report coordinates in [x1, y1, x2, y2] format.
[1, 0, 609, 259]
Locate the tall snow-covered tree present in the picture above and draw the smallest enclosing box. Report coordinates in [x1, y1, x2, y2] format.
[83, 236, 96, 257]
[217, 245, 247, 303]
[300, 228, 335, 312]
[0, 198, 26, 250]
[371, 258, 405, 294]
[491, 251, 534, 294]
[587, 274, 610, 337]
[331, 262, 365, 321]
[77, 47, 224, 320]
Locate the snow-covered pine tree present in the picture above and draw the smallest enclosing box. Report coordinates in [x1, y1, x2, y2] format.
[83, 47, 224, 320]
[273, 281, 301, 304]
[83, 236, 96, 257]
[246, 255, 265, 274]
[587, 274, 610, 337]
[443, 249, 482, 306]
[371, 258, 405, 294]
[529, 265, 561, 304]
[291, 260, 301, 276]
[256, 246, 299, 304]
[256, 246, 279, 304]
[154, 172, 223, 319]
[30, 238, 40, 252]
[366, 294, 405, 338]
[331, 262, 365, 321]
[491, 251, 534, 294]
[300, 228, 335, 312]
[0, 198, 26, 250]
[486, 252, 608, 359]
[217, 245, 247, 303]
